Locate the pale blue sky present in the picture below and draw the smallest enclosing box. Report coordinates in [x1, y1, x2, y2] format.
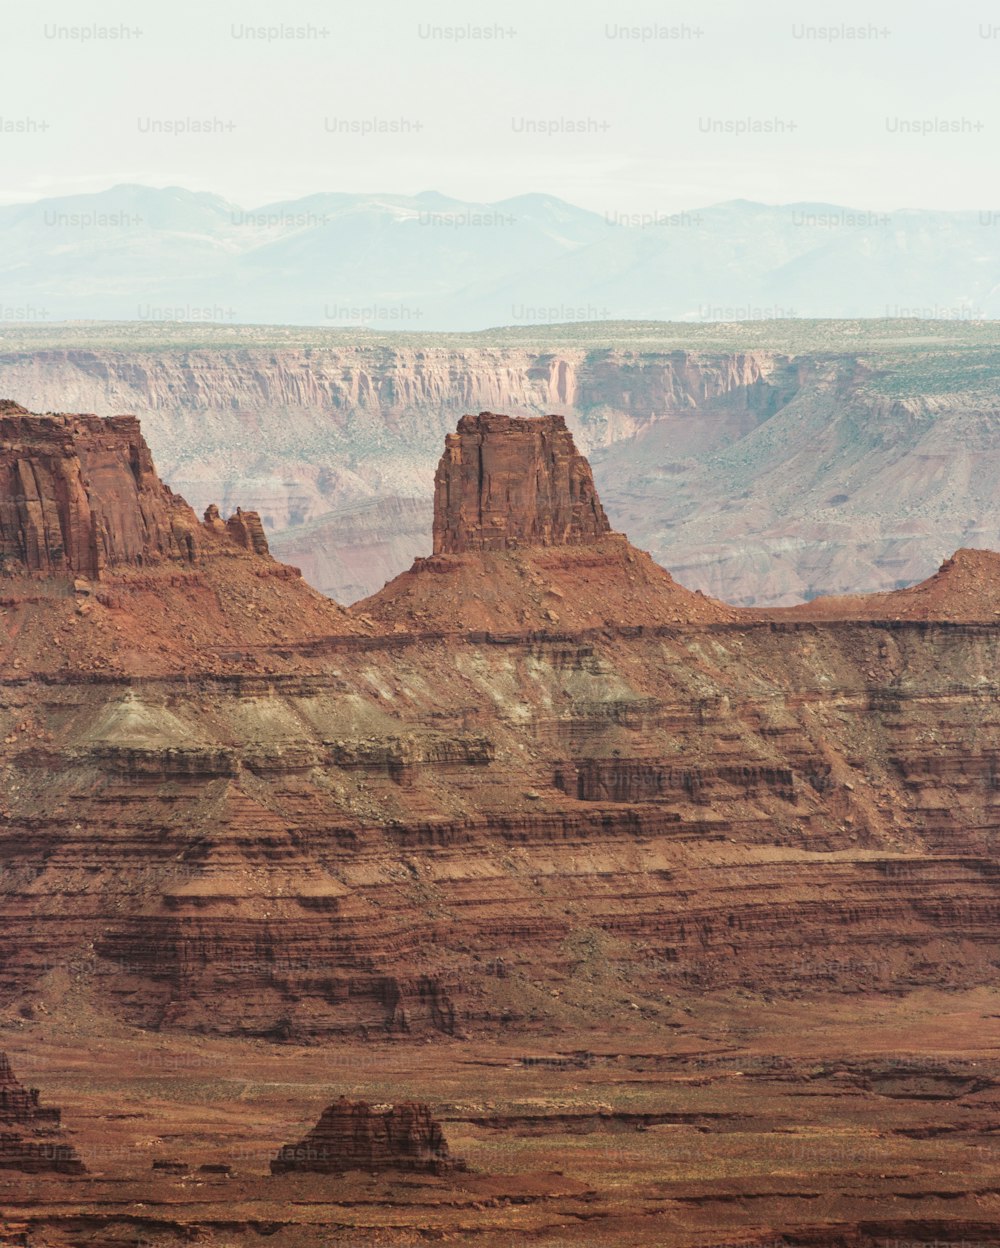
[1, 0, 996, 212]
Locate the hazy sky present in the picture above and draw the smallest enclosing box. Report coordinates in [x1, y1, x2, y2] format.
[1, 0, 997, 213]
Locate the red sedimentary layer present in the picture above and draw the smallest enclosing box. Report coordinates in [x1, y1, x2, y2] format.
[2, 403, 1000, 1248]
[0, 403, 999, 1046]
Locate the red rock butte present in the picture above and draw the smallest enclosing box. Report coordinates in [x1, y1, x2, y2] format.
[270, 1097, 462, 1176]
[0, 399, 269, 579]
[364, 408, 731, 632]
[432, 412, 612, 554]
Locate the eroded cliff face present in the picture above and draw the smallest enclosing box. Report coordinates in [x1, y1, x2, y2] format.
[0, 400, 273, 581]
[433, 412, 611, 554]
[0, 400, 202, 578]
[0, 346, 785, 464]
[6, 336, 1000, 609]
[0, 406, 998, 1048]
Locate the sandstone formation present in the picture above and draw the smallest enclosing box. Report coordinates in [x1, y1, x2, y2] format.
[2, 401, 1000, 1245]
[0, 333, 827, 604]
[367, 411, 725, 632]
[0, 405, 363, 680]
[0, 400, 270, 580]
[0, 1052, 85, 1174]
[225, 507, 270, 557]
[367, 414, 734, 633]
[271, 1097, 462, 1176]
[432, 412, 611, 554]
[0, 400, 199, 577]
[0, 401, 998, 1048]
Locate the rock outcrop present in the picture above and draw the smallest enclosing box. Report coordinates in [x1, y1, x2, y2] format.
[0, 400, 199, 577]
[3, 398, 1000, 1248]
[0, 401, 270, 579]
[225, 507, 270, 557]
[271, 1097, 462, 1176]
[433, 412, 611, 554]
[0, 1052, 85, 1173]
[365, 412, 729, 632]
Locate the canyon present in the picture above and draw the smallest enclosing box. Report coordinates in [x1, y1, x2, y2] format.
[1, 319, 998, 607]
[0, 402, 998, 1246]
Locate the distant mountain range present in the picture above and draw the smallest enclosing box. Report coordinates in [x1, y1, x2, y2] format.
[1, 184, 998, 330]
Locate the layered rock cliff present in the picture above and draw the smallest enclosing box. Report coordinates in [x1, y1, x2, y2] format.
[433, 413, 611, 554]
[0, 400, 201, 578]
[2, 397, 1000, 1248]
[0, 404, 999, 1046]
[0, 340, 796, 599]
[4, 325, 995, 607]
[0, 400, 272, 581]
[271, 1098, 461, 1176]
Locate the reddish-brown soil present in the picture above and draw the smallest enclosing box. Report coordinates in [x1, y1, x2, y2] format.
[357, 536, 734, 633]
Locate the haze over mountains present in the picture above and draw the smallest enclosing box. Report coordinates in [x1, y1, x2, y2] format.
[1, 184, 998, 330]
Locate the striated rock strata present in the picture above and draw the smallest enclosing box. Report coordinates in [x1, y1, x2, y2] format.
[0, 339, 797, 600]
[7, 326, 1000, 607]
[433, 412, 611, 553]
[0, 405, 999, 1043]
[271, 1097, 462, 1176]
[0, 400, 269, 579]
[0, 1052, 85, 1174]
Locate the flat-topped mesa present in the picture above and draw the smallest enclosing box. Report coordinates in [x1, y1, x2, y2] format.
[0, 401, 268, 578]
[0, 1051, 86, 1174]
[433, 412, 612, 555]
[270, 1097, 464, 1177]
